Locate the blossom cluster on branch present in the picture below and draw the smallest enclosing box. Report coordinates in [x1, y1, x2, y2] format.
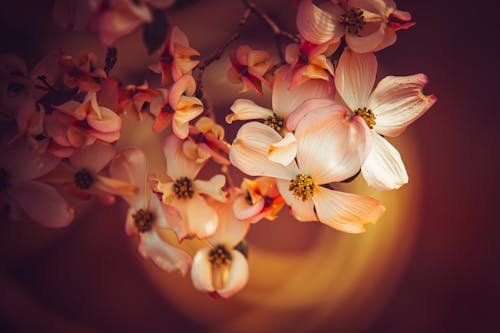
[0, 0, 436, 298]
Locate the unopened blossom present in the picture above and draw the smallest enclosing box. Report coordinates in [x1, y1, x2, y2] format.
[0, 140, 74, 228]
[151, 135, 226, 241]
[45, 91, 121, 157]
[150, 26, 200, 86]
[296, 0, 414, 53]
[233, 177, 285, 224]
[230, 117, 383, 233]
[59, 50, 106, 92]
[333, 48, 436, 190]
[191, 189, 250, 298]
[110, 147, 192, 274]
[285, 38, 339, 88]
[150, 74, 203, 139]
[45, 141, 137, 204]
[227, 65, 334, 165]
[117, 82, 160, 121]
[227, 45, 274, 96]
[183, 117, 230, 165]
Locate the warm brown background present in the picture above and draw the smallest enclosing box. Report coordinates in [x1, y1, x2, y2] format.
[1, 0, 499, 332]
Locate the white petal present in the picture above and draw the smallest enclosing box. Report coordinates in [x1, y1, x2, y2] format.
[191, 247, 215, 292]
[217, 250, 249, 299]
[361, 133, 408, 190]
[229, 122, 298, 179]
[277, 178, 317, 222]
[268, 132, 297, 166]
[294, 101, 371, 183]
[193, 174, 226, 202]
[139, 230, 192, 275]
[272, 65, 335, 119]
[227, 99, 274, 123]
[335, 48, 377, 111]
[296, 0, 341, 44]
[369, 74, 437, 137]
[312, 186, 386, 233]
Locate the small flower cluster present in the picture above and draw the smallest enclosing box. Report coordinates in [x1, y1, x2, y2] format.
[1, 0, 435, 299]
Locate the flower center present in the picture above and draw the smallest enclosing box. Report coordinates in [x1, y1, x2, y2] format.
[0, 168, 9, 191]
[161, 104, 175, 114]
[173, 176, 194, 199]
[132, 208, 155, 233]
[74, 169, 94, 189]
[356, 107, 376, 128]
[209, 244, 233, 290]
[161, 52, 173, 64]
[339, 8, 365, 35]
[264, 116, 284, 132]
[289, 173, 315, 201]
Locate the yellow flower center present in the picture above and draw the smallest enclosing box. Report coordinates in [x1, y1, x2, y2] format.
[356, 107, 376, 128]
[289, 173, 316, 201]
[74, 169, 94, 189]
[173, 176, 194, 199]
[132, 208, 154, 233]
[264, 116, 284, 132]
[339, 8, 365, 35]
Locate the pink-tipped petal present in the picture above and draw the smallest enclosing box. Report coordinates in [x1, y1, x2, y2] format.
[191, 247, 215, 292]
[286, 98, 339, 132]
[217, 250, 249, 298]
[233, 195, 265, 221]
[335, 48, 377, 111]
[9, 180, 74, 228]
[169, 74, 196, 107]
[369, 74, 437, 137]
[138, 230, 192, 275]
[313, 186, 386, 233]
[208, 193, 250, 247]
[361, 133, 408, 191]
[87, 106, 122, 132]
[276, 178, 317, 222]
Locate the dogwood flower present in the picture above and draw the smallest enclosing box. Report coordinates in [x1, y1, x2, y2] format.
[230, 115, 384, 233]
[110, 147, 192, 274]
[150, 74, 203, 139]
[150, 26, 200, 86]
[334, 48, 436, 190]
[117, 82, 160, 121]
[0, 140, 74, 228]
[233, 177, 285, 224]
[285, 38, 339, 89]
[296, 0, 414, 53]
[152, 135, 226, 241]
[227, 45, 274, 95]
[191, 189, 250, 298]
[59, 50, 106, 92]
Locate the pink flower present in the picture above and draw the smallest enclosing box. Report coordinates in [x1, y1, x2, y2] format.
[296, 0, 414, 53]
[150, 74, 203, 139]
[45, 141, 137, 204]
[150, 26, 200, 86]
[230, 118, 384, 233]
[110, 147, 192, 274]
[191, 189, 250, 298]
[59, 50, 106, 92]
[332, 48, 436, 190]
[0, 140, 74, 228]
[152, 135, 227, 241]
[233, 177, 285, 224]
[285, 38, 339, 88]
[183, 117, 230, 165]
[117, 82, 161, 121]
[46, 91, 121, 157]
[227, 45, 274, 96]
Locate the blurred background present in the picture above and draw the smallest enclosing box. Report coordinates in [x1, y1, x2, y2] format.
[0, 0, 499, 332]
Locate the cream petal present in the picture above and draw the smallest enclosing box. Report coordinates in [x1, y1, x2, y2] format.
[169, 74, 196, 107]
[268, 132, 297, 166]
[138, 230, 192, 275]
[361, 133, 408, 191]
[335, 48, 377, 111]
[109, 147, 147, 206]
[95, 175, 138, 196]
[227, 99, 274, 123]
[70, 141, 116, 172]
[191, 247, 215, 292]
[345, 23, 386, 54]
[277, 178, 317, 222]
[9, 180, 74, 228]
[209, 192, 250, 247]
[312, 186, 386, 233]
[174, 194, 218, 240]
[193, 174, 226, 202]
[233, 195, 265, 221]
[217, 250, 249, 298]
[286, 98, 340, 132]
[293, 101, 371, 183]
[272, 65, 335, 119]
[369, 74, 437, 137]
[296, 0, 341, 44]
[124, 206, 137, 236]
[87, 106, 121, 133]
[163, 134, 204, 180]
[229, 122, 298, 179]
